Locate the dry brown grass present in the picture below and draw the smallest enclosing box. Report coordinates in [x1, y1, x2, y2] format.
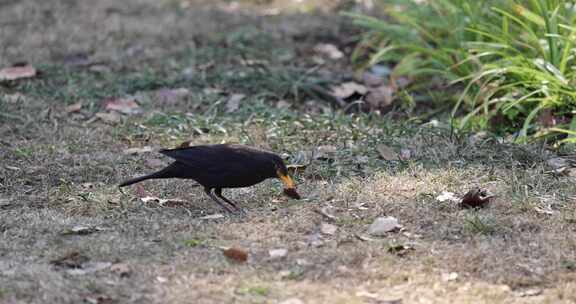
[2, 0, 576, 303]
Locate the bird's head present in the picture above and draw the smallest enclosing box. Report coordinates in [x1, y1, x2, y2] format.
[271, 155, 301, 200]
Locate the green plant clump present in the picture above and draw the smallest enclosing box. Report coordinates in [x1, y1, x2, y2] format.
[348, 0, 576, 144]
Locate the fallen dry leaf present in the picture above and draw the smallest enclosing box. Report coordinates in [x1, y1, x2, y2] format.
[314, 43, 344, 60]
[534, 204, 556, 215]
[320, 222, 338, 235]
[376, 144, 399, 161]
[225, 93, 245, 113]
[67, 262, 112, 275]
[331, 82, 367, 99]
[0, 64, 37, 81]
[538, 108, 557, 128]
[222, 247, 248, 263]
[442, 272, 459, 282]
[61, 225, 105, 236]
[368, 216, 401, 236]
[268, 248, 288, 259]
[365, 85, 394, 109]
[156, 276, 168, 283]
[516, 288, 542, 297]
[199, 213, 225, 220]
[276, 100, 291, 109]
[103, 97, 140, 115]
[123, 146, 153, 155]
[65, 102, 83, 113]
[460, 188, 494, 209]
[140, 196, 187, 207]
[436, 191, 459, 203]
[110, 263, 131, 277]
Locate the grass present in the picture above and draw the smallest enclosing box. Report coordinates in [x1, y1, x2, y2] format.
[2, 0, 576, 303]
[348, 0, 576, 143]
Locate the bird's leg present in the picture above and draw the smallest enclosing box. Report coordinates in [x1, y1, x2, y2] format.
[214, 188, 244, 213]
[204, 187, 236, 214]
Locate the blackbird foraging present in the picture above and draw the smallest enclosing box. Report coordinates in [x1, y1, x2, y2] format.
[119, 144, 301, 213]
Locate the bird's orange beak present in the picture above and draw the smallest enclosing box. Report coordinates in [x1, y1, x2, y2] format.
[277, 170, 301, 199]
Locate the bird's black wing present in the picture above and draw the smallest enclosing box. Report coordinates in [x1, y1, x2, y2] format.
[158, 144, 261, 172]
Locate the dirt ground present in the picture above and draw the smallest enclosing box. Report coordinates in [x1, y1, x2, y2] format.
[2, 1, 576, 303]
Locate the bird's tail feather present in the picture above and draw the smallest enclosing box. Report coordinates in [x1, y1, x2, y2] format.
[118, 166, 173, 187]
[118, 173, 156, 187]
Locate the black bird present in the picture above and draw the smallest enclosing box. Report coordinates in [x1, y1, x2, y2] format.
[119, 144, 301, 213]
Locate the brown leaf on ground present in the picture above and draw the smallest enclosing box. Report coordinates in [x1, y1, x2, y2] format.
[225, 93, 245, 113]
[365, 85, 394, 110]
[436, 191, 459, 203]
[123, 146, 153, 155]
[67, 262, 112, 275]
[65, 102, 83, 113]
[276, 100, 291, 109]
[198, 214, 225, 220]
[140, 196, 188, 207]
[0, 64, 37, 81]
[268, 248, 288, 260]
[222, 247, 248, 263]
[460, 188, 494, 209]
[110, 263, 131, 277]
[330, 82, 367, 99]
[376, 144, 399, 161]
[368, 216, 401, 236]
[314, 43, 344, 60]
[538, 108, 557, 127]
[103, 97, 140, 115]
[61, 225, 105, 236]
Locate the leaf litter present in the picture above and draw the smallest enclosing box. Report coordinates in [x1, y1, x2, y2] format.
[0, 64, 37, 81]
